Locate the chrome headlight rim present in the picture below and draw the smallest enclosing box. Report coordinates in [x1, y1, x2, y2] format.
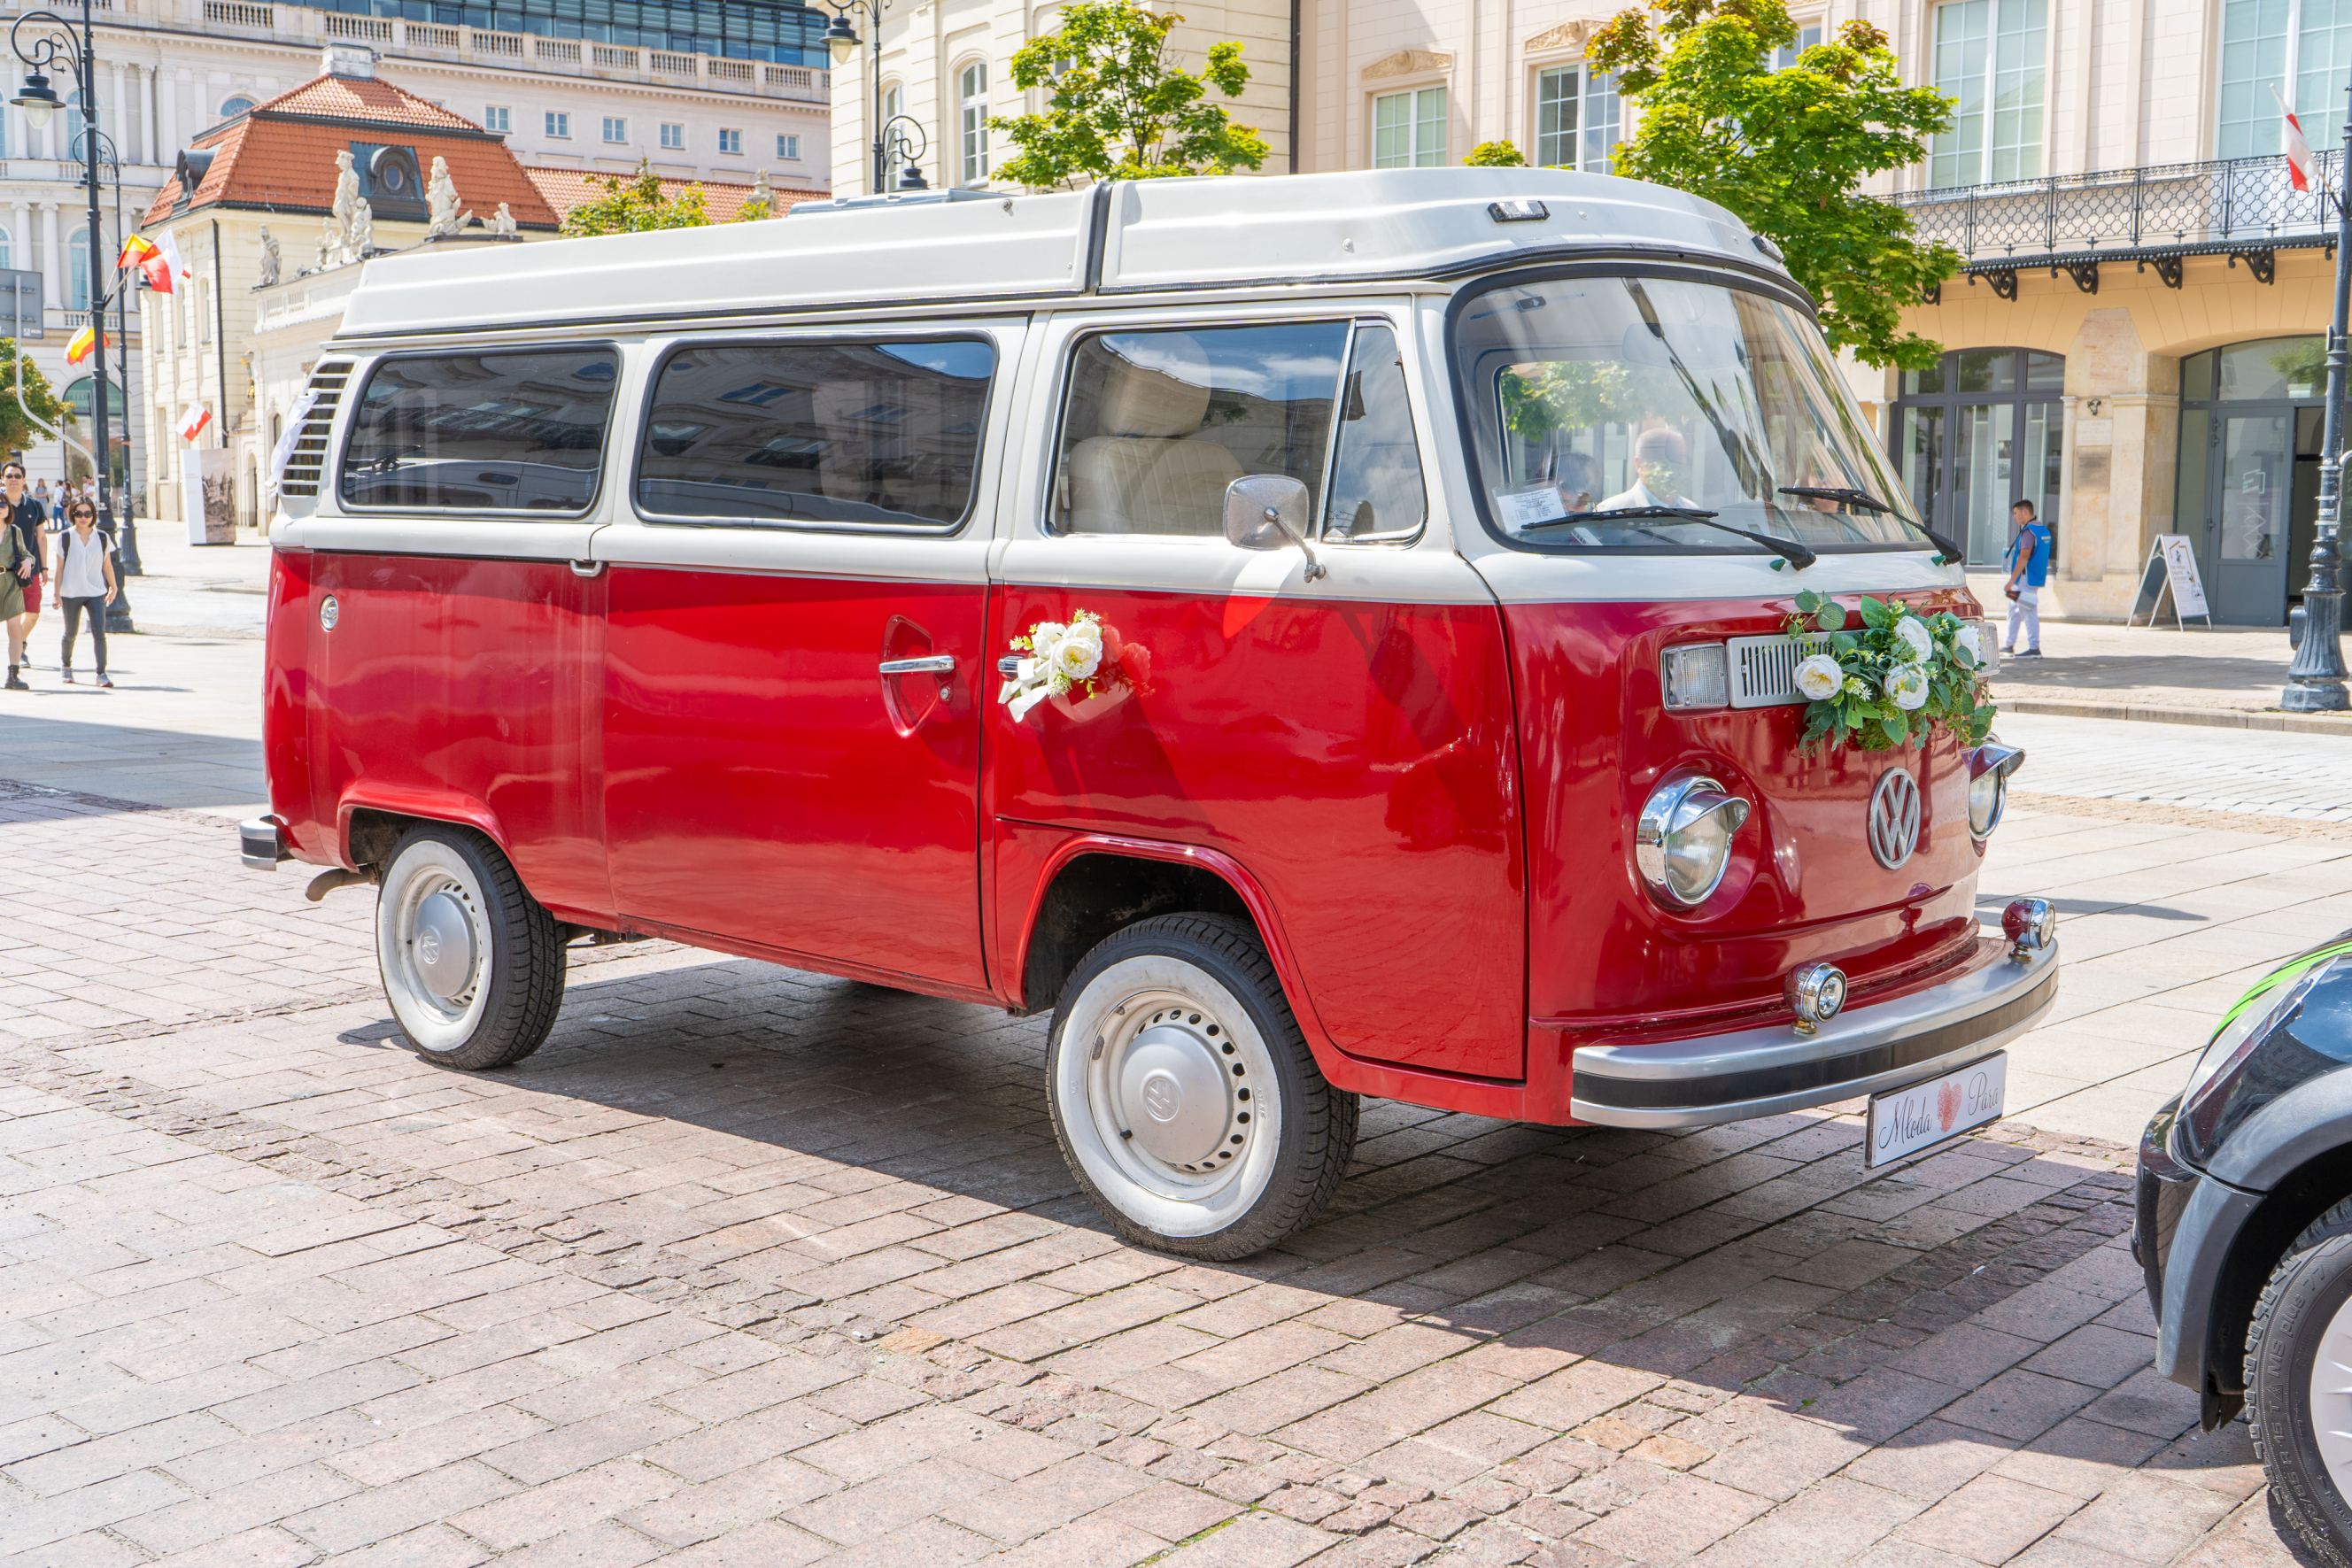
[1968, 738, 2026, 841]
[1635, 772, 1754, 909]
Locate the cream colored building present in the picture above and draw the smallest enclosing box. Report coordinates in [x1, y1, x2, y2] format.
[824, 0, 1295, 193]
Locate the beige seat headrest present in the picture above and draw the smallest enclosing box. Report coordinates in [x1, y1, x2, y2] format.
[1095, 336, 1213, 439]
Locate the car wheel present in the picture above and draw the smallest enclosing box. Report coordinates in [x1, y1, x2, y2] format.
[375, 824, 566, 1071]
[1046, 913, 1358, 1259]
[2248, 1197, 2352, 1568]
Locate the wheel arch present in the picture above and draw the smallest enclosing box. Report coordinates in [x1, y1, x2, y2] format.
[2210, 1144, 2352, 1411]
[337, 790, 509, 872]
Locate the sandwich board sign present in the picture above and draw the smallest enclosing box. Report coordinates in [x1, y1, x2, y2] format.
[2127, 534, 2212, 629]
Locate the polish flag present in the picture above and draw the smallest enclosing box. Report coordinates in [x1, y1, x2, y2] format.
[2276, 83, 2317, 193]
[178, 403, 211, 442]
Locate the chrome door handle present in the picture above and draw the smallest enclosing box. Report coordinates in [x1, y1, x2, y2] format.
[569, 559, 605, 578]
[878, 654, 956, 676]
[996, 655, 1021, 676]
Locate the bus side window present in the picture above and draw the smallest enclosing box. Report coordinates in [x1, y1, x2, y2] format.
[337, 348, 619, 514]
[1321, 324, 1427, 543]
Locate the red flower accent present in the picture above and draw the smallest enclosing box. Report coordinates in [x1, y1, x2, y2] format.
[1936, 1078, 1962, 1132]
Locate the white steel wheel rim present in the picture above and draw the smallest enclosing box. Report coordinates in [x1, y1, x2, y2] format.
[1056, 954, 1282, 1240]
[2309, 1286, 2352, 1498]
[377, 842, 492, 1053]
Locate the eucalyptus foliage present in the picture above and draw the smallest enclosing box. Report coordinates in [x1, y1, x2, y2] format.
[992, 0, 1268, 187]
[1589, 0, 1961, 371]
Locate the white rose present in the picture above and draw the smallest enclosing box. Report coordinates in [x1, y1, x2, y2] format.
[1054, 637, 1102, 683]
[1028, 622, 1067, 649]
[1064, 618, 1103, 648]
[1794, 653, 1845, 702]
[1884, 663, 1929, 711]
[1892, 616, 1934, 664]
[1954, 623, 1984, 668]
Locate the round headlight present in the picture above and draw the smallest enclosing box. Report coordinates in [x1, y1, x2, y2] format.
[1968, 740, 2025, 840]
[1636, 774, 1753, 908]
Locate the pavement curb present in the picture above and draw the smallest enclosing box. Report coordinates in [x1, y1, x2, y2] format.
[2001, 696, 2352, 736]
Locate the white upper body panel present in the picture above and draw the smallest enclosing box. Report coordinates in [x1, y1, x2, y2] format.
[329, 168, 1784, 343]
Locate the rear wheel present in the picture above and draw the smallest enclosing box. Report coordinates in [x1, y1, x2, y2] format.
[375, 825, 565, 1070]
[2248, 1198, 2352, 1567]
[1046, 913, 1356, 1259]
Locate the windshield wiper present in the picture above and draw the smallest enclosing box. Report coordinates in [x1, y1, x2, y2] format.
[1524, 506, 1818, 570]
[1778, 485, 1963, 565]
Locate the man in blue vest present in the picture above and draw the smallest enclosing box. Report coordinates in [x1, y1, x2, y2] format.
[2003, 498, 2053, 658]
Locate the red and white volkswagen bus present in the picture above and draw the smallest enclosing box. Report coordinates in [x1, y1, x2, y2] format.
[246, 169, 2057, 1256]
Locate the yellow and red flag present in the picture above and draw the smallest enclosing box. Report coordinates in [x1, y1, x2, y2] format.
[65, 323, 95, 365]
[116, 232, 176, 293]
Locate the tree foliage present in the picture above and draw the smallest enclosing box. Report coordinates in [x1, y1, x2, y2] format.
[1463, 140, 1528, 167]
[1588, 0, 1960, 370]
[0, 337, 69, 460]
[991, 0, 1267, 188]
[561, 162, 712, 236]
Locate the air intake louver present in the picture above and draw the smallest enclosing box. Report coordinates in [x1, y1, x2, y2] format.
[1725, 632, 1824, 709]
[275, 359, 352, 500]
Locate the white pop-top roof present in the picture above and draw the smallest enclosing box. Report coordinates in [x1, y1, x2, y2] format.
[334, 167, 1783, 340]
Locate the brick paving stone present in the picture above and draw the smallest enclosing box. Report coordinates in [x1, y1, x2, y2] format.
[1895, 1474, 2085, 1564]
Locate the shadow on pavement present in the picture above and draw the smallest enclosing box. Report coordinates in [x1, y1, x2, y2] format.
[0, 713, 263, 811]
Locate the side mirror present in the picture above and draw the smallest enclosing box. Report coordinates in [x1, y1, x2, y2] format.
[1221, 474, 1326, 581]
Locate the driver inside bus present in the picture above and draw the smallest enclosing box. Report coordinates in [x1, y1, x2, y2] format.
[1594, 426, 1698, 513]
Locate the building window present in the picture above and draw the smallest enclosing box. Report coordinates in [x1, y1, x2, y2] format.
[2219, 0, 2352, 158]
[1889, 348, 2063, 567]
[66, 227, 88, 311]
[1533, 66, 1617, 171]
[484, 104, 511, 134]
[0, 227, 12, 270]
[1373, 85, 1448, 168]
[718, 127, 743, 155]
[1928, 0, 2046, 189]
[777, 132, 800, 160]
[660, 120, 685, 150]
[959, 61, 989, 182]
[545, 110, 570, 139]
[602, 115, 628, 143]
[881, 81, 904, 125]
[1770, 20, 1825, 70]
[219, 94, 256, 119]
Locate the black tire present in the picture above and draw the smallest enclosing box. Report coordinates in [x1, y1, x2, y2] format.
[1046, 913, 1358, 1260]
[375, 824, 566, 1071]
[2248, 1196, 2352, 1568]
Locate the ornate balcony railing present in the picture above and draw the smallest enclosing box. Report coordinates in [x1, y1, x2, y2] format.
[1892, 151, 2341, 293]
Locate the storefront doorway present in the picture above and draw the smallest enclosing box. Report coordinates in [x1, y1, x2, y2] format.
[1889, 348, 2065, 569]
[2178, 338, 2324, 627]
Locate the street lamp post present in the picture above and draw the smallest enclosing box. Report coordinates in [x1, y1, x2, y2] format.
[9, 0, 133, 632]
[2285, 83, 2352, 712]
[821, 0, 929, 195]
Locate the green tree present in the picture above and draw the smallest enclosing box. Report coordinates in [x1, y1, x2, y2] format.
[1588, 0, 1960, 370]
[991, 0, 1268, 188]
[1463, 140, 1528, 167]
[0, 337, 69, 460]
[560, 161, 712, 236]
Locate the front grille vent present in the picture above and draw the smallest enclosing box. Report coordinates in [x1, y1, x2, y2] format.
[275, 359, 352, 500]
[1726, 632, 1825, 709]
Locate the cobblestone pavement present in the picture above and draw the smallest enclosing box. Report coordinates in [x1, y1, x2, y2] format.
[0, 765, 2320, 1566]
[1999, 712, 2352, 822]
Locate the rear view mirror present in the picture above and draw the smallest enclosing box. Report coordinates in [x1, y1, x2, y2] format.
[1222, 474, 1326, 581]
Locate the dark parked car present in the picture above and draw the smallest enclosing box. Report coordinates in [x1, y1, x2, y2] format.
[2136, 931, 2352, 1564]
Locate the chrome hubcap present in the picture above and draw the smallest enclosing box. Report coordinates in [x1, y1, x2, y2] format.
[1097, 995, 1252, 1178]
[407, 885, 479, 1005]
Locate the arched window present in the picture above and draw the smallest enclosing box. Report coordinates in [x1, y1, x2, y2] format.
[60, 376, 125, 422]
[1889, 347, 2062, 567]
[880, 81, 904, 125]
[66, 227, 89, 311]
[0, 226, 15, 272]
[219, 94, 257, 120]
[958, 60, 988, 184]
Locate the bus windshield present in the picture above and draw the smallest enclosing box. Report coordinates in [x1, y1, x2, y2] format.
[1454, 272, 1923, 554]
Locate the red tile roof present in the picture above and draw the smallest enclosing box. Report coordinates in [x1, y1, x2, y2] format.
[522, 166, 824, 225]
[141, 69, 560, 230]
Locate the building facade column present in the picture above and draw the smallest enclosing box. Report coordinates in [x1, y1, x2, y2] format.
[156, 68, 177, 165]
[8, 200, 25, 276]
[35, 201, 58, 317]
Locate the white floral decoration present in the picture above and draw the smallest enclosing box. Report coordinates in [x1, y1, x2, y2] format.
[1793, 652, 1845, 702]
[1884, 663, 1930, 711]
[1892, 615, 1935, 665]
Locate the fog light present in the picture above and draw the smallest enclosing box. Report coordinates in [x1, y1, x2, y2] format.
[2002, 897, 2056, 961]
[1661, 643, 1730, 711]
[1785, 962, 1847, 1035]
[1968, 739, 2025, 839]
[1636, 774, 1752, 907]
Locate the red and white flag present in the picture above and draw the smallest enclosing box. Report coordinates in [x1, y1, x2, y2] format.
[178, 402, 211, 442]
[2276, 82, 2317, 193]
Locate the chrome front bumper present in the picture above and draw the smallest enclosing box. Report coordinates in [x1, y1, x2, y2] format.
[239, 815, 288, 871]
[1568, 934, 2059, 1129]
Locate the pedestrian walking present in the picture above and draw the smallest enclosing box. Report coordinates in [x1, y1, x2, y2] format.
[2, 460, 44, 672]
[33, 477, 51, 527]
[2003, 498, 2053, 658]
[0, 495, 30, 690]
[51, 497, 113, 688]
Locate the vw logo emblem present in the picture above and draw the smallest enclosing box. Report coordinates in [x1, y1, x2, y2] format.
[414, 929, 441, 966]
[1868, 767, 1923, 869]
[1139, 1072, 1181, 1123]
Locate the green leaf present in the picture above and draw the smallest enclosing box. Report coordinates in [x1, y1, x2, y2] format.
[1794, 590, 1822, 612]
[1879, 712, 1908, 745]
[1814, 602, 1847, 632]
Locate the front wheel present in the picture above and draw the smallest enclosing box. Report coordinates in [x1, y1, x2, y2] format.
[2248, 1199, 2352, 1567]
[375, 825, 566, 1071]
[1046, 913, 1357, 1259]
